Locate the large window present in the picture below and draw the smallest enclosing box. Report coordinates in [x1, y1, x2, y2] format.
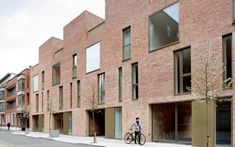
[123, 27, 131, 60]
[86, 42, 100, 73]
[77, 80, 80, 107]
[18, 79, 25, 91]
[72, 54, 77, 78]
[174, 48, 191, 94]
[132, 63, 138, 99]
[98, 73, 105, 104]
[118, 67, 123, 102]
[59, 86, 63, 110]
[149, 2, 179, 51]
[18, 94, 25, 106]
[52, 63, 61, 85]
[223, 34, 232, 87]
[33, 75, 39, 92]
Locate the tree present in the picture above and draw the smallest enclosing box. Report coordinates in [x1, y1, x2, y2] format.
[83, 84, 99, 143]
[19, 107, 29, 131]
[47, 95, 56, 131]
[191, 48, 232, 147]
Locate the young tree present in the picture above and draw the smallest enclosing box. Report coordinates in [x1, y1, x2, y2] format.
[191, 48, 232, 147]
[83, 84, 99, 143]
[19, 107, 29, 131]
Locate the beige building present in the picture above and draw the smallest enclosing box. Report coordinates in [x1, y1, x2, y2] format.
[30, 0, 235, 146]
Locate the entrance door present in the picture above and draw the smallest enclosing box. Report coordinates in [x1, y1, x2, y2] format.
[115, 108, 122, 139]
[216, 101, 231, 146]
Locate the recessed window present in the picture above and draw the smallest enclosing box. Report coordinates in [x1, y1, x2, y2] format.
[72, 54, 77, 78]
[233, 0, 235, 21]
[33, 75, 39, 92]
[77, 80, 80, 107]
[70, 83, 72, 108]
[98, 73, 105, 104]
[118, 67, 123, 102]
[223, 34, 232, 87]
[42, 71, 45, 90]
[52, 63, 61, 85]
[132, 63, 138, 100]
[149, 2, 179, 51]
[59, 86, 63, 110]
[123, 27, 131, 60]
[174, 48, 191, 94]
[47, 90, 49, 112]
[36, 94, 39, 112]
[86, 42, 100, 73]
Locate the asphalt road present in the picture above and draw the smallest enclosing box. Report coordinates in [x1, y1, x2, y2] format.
[0, 130, 98, 147]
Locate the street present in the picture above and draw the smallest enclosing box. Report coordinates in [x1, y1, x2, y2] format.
[0, 130, 98, 147]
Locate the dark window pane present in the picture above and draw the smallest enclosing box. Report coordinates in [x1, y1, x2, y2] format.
[223, 35, 232, 87]
[149, 2, 179, 50]
[182, 49, 191, 74]
[183, 76, 191, 93]
[123, 27, 131, 60]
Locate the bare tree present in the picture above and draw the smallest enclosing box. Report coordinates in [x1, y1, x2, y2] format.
[48, 96, 56, 131]
[191, 47, 232, 147]
[83, 83, 99, 143]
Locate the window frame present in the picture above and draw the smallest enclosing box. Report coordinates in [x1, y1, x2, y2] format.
[98, 73, 105, 104]
[72, 54, 77, 78]
[148, 1, 180, 52]
[132, 63, 139, 100]
[174, 47, 191, 94]
[122, 26, 131, 61]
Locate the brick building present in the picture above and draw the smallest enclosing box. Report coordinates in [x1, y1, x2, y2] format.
[0, 73, 16, 126]
[4, 69, 30, 130]
[29, 0, 235, 146]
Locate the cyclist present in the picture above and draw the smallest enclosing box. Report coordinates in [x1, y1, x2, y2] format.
[131, 117, 142, 144]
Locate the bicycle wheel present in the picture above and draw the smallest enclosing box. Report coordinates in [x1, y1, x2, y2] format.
[139, 133, 146, 145]
[124, 132, 133, 144]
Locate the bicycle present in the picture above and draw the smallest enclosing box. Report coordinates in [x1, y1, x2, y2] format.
[124, 129, 146, 145]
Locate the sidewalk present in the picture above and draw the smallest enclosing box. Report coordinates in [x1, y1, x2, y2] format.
[10, 131, 192, 147]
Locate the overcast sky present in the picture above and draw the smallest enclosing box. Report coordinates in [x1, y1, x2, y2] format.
[0, 0, 105, 78]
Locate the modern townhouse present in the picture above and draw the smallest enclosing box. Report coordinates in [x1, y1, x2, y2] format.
[29, 0, 235, 146]
[4, 69, 30, 130]
[0, 73, 16, 126]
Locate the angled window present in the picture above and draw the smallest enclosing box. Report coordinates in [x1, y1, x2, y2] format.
[149, 2, 179, 51]
[98, 73, 105, 104]
[174, 47, 191, 94]
[123, 27, 131, 60]
[223, 34, 232, 87]
[33, 75, 39, 92]
[118, 67, 123, 102]
[18, 94, 25, 106]
[18, 79, 25, 92]
[72, 54, 77, 78]
[86, 42, 100, 73]
[0, 91, 4, 100]
[52, 63, 61, 85]
[132, 63, 138, 100]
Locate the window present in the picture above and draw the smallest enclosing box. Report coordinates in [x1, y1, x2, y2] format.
[18, 94, 25, 106]
[223, 34, 232, 87]
[52, 63, 61, 85]
[0, 103, 4, 112]
[98, 73, 105, 103]
[36, 94, 39, 112]
[0, 91, 4, 100]
[47, 90, 49, 112]
[11, 113, 15, 125]
[123, 27, 131, 60]
[7, 100, 16, 109]
[233, 0, 235, 21]
[149, 2, 179, 51]
[42, 71, 45, 90]
[17, 79, 25, 91]
[70, 83, 72, 108]
[59, 86, 63, 110]
[77, 81, 80, 107]
[132, 63, 138, 99]
[86, 42, 100, 73]
[33, 75, 39, 92]
[72, 54, 77, 78]
[118, 67, 123, 102]
[41, 92, 43, 112]
[7, 86, 16, 97]
[174, 48, 191, 94]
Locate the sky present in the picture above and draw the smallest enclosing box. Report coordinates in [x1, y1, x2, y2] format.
[0, 0, 105, 79]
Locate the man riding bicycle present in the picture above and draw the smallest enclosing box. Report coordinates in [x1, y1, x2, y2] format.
[131, 117, 142, 144]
